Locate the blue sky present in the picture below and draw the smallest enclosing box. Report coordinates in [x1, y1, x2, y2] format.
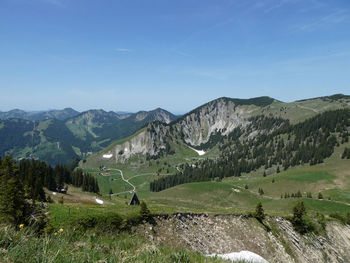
[1, 0, 349, 114]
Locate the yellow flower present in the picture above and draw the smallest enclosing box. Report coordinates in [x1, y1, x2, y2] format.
[19, 224, 24, 229]
[59, 228, 64, 233]
[54, 232, 58, 236]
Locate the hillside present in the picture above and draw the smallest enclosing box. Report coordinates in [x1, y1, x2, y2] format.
[88, 94, 350, 166]
[2, 94, 350, 263]
[0, 108, 177, 165]
[81, 93, 350, 217]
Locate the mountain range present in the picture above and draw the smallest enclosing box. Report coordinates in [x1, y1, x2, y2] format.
[0, 107, 177, 165]
[1, 94, 350, 167]
[91, 94, 350, 165]
[0, 108, 80, 121]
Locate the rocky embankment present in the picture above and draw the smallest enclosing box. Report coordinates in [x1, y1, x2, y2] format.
[137, 213, 350, 263]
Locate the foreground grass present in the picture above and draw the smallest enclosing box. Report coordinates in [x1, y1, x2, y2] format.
[0, 225, 229, 263]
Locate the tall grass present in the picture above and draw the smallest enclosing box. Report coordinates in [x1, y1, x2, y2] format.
[0, 225, 228, 263]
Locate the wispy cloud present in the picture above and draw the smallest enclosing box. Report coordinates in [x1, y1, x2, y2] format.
[115, 48, 133, 52]
[174, 17, 236, 50]
[295, 9, 349, 31]
[181, 49, 350, 81]
[173, 50, 194, 58]
[254, 0, 297, 13]
[41, 0, 64, 7]
[47, 55, 74, 63]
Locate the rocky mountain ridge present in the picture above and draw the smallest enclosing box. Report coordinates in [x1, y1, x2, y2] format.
[95, 94, 350, 164]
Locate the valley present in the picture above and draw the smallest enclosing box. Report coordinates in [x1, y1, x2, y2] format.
[0, 108, 177, 165]
[2, 94, 350, 263]
[79, 95, 350, 217]
[2, 1, 350, 261]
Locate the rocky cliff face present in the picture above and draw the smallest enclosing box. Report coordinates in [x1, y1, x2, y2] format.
[173, 98, 253, 146]
[137, 213, 350, 263]
[98, 98, 259, 162]
[101, 122, 170, 163]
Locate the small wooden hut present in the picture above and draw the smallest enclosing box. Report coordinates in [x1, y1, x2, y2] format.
[129, 192, 140, 205]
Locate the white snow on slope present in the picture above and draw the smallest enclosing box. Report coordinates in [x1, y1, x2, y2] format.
[103, 154, 113, 159]
[95, 197, 104, 205]
[188, 146, 206, 156]
[208, 251, 268, 263]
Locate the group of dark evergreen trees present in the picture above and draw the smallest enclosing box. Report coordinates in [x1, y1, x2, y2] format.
[150, 109, 350, 192]
[16, 159, 72, 202]
[0, 156, 100, 227]
[0, 156, 99, 203]
[0, 156, 29, 226]
[71, 168, 99, 193]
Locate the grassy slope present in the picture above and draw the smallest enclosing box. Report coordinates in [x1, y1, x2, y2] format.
[148, 142, 350, 216]
[78, 143, 350, 217]
[84, 139, 349, 214]
[252, 97, 350, 123]
[79, 96, 350, 217]
[0, 226, 229, 263]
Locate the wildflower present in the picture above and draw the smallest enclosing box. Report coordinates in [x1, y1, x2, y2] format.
[54, 232, 58, 236]
[59, 228, 64, 233]
[19, 224, 24, 229]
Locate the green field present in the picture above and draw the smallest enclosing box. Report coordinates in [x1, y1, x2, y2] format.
[75, 141, 350, 219]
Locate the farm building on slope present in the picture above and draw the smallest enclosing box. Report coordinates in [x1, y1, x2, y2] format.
[129, 192, 140, 205]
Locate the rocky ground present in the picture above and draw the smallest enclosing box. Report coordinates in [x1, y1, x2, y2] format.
[136, 213, 350, 263]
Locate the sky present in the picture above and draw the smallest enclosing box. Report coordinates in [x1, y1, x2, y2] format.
[0, 0, 350, 114]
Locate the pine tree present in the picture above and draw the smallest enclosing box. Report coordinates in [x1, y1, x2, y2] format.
[140, 201, 151, 221]
[0, 156, 29, 226]
[254, 202, 265, 222]
[297, 190, 302, 198]
[292, 201, 309, 234]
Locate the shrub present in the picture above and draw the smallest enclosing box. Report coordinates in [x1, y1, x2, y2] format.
[291, 201, 315, 234]
[329, 212, 350, 225]
[70, 213, 124, 232]
[170, 251, 190, 263]
[140, 201, 151, 221]
[254, 202, 265, 222]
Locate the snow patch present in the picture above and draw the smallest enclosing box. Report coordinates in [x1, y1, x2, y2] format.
[95, 197, 104, 205]
[208, 251, 268, 263]
[188, 146, 206, 156]
[52, 192, 56, 195]
[103, 154, 113, 159]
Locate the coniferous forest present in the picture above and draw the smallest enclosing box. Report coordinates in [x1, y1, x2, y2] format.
[0, 157, 99, 204]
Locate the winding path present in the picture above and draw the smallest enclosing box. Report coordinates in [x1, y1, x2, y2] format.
[110, 169, 135, 196]
[108, 169, 176, 196]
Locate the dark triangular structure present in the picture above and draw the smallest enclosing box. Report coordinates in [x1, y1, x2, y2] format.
[128, 192, 140, 205]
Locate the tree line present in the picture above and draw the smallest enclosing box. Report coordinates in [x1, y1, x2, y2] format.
[71, 168, 99, 193]
[0, 156, 99, 203]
